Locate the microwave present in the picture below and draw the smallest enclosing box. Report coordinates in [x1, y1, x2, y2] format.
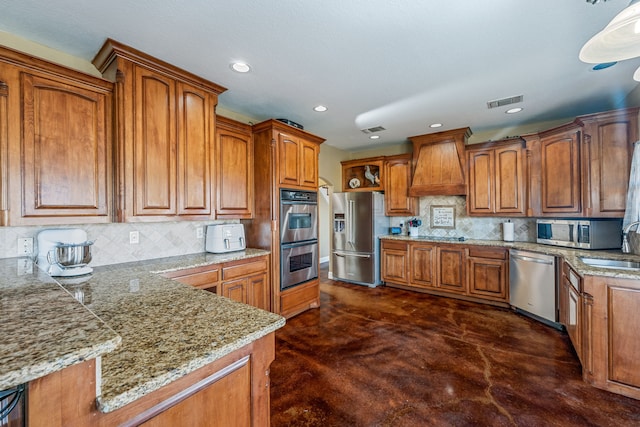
[536, 219, 622, 250]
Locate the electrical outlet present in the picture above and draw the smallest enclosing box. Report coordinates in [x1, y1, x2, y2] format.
[129, 231, 139, 244]
[17, 237, 33, 255]
[196, 227, 204, 239]
[16, 258, 33, 275]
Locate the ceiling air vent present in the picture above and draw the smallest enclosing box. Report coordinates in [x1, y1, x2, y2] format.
[360, 126, 386, 134]
[487, 95, 523, 109]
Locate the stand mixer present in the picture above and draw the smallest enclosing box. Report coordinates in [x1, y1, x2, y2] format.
[36, 229, 94, 277]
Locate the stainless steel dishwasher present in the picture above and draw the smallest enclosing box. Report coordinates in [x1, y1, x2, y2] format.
[509, 249, 559, 327]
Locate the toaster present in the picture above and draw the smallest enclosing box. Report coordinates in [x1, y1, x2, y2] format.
[205, 224, 246, 253]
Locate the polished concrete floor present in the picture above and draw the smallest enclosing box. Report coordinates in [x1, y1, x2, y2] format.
[270, 266, 640, 426]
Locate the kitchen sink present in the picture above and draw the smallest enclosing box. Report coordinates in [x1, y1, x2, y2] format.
[579, 256, 640, 271]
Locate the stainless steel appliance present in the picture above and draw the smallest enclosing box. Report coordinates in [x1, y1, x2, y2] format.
[36, 229, 93, 277]
[205, 224, 246, 253]
[280, 241, 319, 290]
[280, 189, 318, 290]
[332, 192, 389, 287]
[536, 218, 622, 249]
[280, 189, 318, 244]
[509, 249, 560, 328]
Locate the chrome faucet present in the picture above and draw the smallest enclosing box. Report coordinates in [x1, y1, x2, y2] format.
[622, 221, 640, 253]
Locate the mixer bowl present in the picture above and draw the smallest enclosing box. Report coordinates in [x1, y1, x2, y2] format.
[47, 242, 93, 267]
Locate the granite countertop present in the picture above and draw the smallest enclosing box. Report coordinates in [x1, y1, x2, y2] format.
[0, 249, 285, 414]
[380, 235, 640, 280]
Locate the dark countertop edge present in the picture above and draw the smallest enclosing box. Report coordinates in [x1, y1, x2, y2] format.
[379, 235, 640, 280]
[96, 317, 285, 413]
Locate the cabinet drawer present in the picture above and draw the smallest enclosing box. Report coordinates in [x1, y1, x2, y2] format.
[163, 265, 220, 290]
[223, 257, 268, 280]
[382, 240, 408, 251]
[468, 246, 507, 260]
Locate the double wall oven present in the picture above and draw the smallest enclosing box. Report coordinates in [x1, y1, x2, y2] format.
[280, 189, 318, 291]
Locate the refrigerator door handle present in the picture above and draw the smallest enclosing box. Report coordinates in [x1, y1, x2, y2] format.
[348, 200, 355, 245]
[334, 251, 371, 258]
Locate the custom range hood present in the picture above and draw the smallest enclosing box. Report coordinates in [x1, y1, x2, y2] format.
[408, 127, 472, 197]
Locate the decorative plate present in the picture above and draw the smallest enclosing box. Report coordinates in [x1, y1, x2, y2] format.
[349, 178, 361, 189]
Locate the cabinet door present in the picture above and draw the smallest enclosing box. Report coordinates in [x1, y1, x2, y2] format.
[278, 132, 301, 187]
[21, 73, 110, 220]
[495, 143, 525, 214]
[381, 241, 408, 285]
[133, 65, 177, 216]
[176, 82, 213, 216]
[164, 265, 220, 293]
[583, 110, 638, 217]
[540, 128, 582, 215]
[247, 273, 269, 311]
[140, 358, 252, 427]
[385, 155, 417, 216]
[300, 140, 318, 189]
[216, 118, 253, 218]
[221, 278, 248, 304]
[468, 257, 507, 301]
[409, 243, 436, 288]
[436, 246, 466, 293]
[467, 149, 494, 215]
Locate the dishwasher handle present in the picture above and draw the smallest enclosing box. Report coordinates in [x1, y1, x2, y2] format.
[511, 253, 554, 265]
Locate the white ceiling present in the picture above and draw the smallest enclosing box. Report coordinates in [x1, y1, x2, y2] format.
[1, 0, 639, 151]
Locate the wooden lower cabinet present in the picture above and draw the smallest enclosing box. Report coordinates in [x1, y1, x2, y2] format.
[381, 240, 409, 285]
[381, 240, 509, 305]
[582, 275, 640, 400]
[279, 279, 321, 319]
[410, 243, 436, 288]
[467, 246, 508, 302]
[436, 246, 466, 294]
[27, 333, 275, 427]
[163, 255, 270, 311]
[559, 262, 583, 363]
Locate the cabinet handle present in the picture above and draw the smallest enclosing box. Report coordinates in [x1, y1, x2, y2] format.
[511, 254, 554, 265]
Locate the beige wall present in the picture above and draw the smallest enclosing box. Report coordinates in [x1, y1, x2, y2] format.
[0, 30, 101, 76]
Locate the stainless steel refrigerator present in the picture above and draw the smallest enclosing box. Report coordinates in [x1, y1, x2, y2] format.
[332, 192, 389, 287]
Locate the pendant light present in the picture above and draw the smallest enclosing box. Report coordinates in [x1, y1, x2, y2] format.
[580, 0, 640, 63]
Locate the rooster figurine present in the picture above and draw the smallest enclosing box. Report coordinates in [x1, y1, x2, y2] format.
[364, 165, 376, 185]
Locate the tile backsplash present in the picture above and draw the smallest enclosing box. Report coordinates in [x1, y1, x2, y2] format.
[0, 196, 534, 267]
[0, 220, 238, 266]
[389, 195, 536, 242]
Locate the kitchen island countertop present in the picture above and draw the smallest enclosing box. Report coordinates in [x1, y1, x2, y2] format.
[0, 249, 285, 414]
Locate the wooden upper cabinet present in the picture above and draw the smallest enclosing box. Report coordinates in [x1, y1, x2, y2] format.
[277, 133, 319, 189]
[133, 65, 177, 216]
[384, 154, 418, 216]
[341, 157, 385, 192]
[0, 46, 113, 225]
[92, 39, 226, 222]
[252, 119, 324, 191]
[278, 133, 301, 187]
[177, 82, 214, 216]
[409, 127, 471, 197]
[578, 108, 639, 218]
[467, 138, 526, 216]
[538, 124, 582, 216]
[300, 140, 319, 188]
[215, 116, 253, 219]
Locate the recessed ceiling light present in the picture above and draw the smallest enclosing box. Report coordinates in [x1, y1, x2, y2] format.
[230, 62, 251, 73]
[506, 107, 523, 114]
[429, 123, 443, 128]
[313, 105, 328, 112]
[370, 135, 380, 140]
